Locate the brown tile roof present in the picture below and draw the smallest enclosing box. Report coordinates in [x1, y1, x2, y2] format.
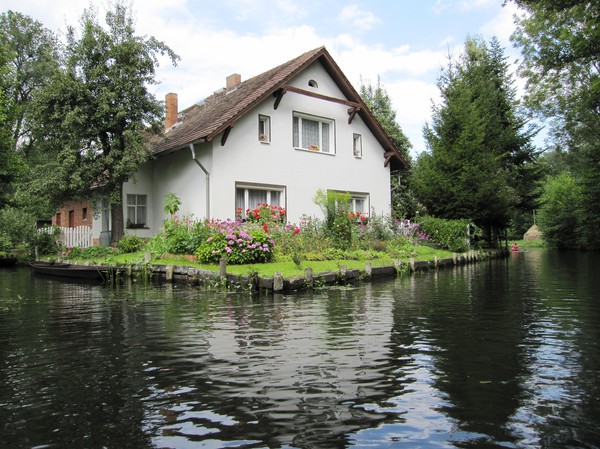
[150, 46, 408, 170]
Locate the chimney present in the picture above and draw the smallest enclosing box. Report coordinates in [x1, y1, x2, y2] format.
[165, 92, 178, 130]
[226, 73, 241, 90]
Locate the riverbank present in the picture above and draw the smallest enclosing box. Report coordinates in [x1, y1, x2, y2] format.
[33, 248, 508, 293]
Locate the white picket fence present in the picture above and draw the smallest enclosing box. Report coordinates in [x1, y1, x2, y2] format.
[40, 226, 93, 248]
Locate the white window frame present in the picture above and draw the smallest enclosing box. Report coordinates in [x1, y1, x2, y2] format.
[126, 194, 147, 227]
[353, 133, 362, 158]
[329, 190, 370, 214]
[350, 193, 369, 214]
[259, 114, 271, 143]
[293, 111, 335, 154]
[235, 183, 286, 215]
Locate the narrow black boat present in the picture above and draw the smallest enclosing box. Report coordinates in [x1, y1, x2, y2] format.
[30, 261, 123, 281]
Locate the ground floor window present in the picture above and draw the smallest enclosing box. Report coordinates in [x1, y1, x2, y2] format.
[126, 194, 147, 228]
[350, 193, 369, 214]
[235, 183, 285, 216]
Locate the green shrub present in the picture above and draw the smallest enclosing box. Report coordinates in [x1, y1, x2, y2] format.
[117, 234, 145, 253]
[0, 207, 37, 248]
[417, 216, 476, 252]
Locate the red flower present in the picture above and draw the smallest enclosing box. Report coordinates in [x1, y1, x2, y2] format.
[294, 228, 300, 234]
[263, 225, 269, 232]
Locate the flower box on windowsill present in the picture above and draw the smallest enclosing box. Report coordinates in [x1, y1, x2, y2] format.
[126, 223, 147, 229]
[309, 144, 319, 151]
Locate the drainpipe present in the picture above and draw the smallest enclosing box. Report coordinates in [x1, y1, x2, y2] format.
[189, 143, 210, 219]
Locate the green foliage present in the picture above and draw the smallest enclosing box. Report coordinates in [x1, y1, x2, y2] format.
[117, 234, 145, 253]
[30, 2, 179, 242]
[359, 76, 412, 165]
[413, 36, 539, 246]
[313, 189, 355, 248]
[30, 226, 60, 255]
[62, 245, 118, 261]
[163, 193, 181, 217]
[0, 207, 36, 248]
[537, 172, 584, 249]
[418, 216, 478, 252]
[510, 0, 600, 249]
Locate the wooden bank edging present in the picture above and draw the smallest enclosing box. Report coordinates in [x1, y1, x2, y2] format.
[96, 249, 508, 292]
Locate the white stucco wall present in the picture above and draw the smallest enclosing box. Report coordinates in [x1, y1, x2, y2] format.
[208, 61, 392, 224]
[103, 59, 392, 241]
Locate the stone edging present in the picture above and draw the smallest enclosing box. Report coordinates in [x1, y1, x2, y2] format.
[104, 249, 508, 292]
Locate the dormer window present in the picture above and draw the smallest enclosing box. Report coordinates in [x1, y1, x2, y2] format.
[308, 79, 318, 88]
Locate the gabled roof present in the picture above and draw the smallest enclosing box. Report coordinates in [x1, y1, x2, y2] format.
[150, 46, 409, 170]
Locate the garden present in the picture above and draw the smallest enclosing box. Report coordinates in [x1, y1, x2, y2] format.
[47, 192, 479, 279]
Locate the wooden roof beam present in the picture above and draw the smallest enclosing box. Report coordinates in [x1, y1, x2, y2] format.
[282, 85, 360, 109]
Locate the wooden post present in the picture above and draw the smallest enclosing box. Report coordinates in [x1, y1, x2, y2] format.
[166, 265, 174, 282]
[219, 257, 227, 277]
[144, 252, 152, 263]
[365, 262, 372, 277]
[304, 267, 314, 288]
[273, 272, 284, 292]
[409, 258, 415, 272]
[340, 265, 347, 281]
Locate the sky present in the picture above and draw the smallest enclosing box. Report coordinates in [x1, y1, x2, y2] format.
[1, 0, 529, 157]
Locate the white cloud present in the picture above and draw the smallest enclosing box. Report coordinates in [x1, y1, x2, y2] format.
[433, 0, 496, 14]
[338, 4, 381, 31]
[478, 2, 519, 45]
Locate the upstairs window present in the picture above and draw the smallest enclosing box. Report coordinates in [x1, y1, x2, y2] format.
[127, 194, 147, 228]
[293, 112, 335, 154]
[258, 115, 270, 143]
[353, 134, 362, 158]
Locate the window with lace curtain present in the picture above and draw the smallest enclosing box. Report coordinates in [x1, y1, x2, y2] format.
[126, 194, 147, 228]
[292, 112, 335, 154]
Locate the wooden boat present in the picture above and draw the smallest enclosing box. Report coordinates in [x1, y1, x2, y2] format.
[29, 261, 124, 281]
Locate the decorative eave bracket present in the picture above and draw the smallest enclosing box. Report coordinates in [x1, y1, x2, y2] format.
[384, 150, 396, 167]
[221, 125, 233, 146]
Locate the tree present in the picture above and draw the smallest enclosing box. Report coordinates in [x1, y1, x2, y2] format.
[538, 171, 583, 249]
[0, 11, 59, 155]
[32, 2, 179, 243]
[412, 36, 538, 245]
[359, 78, 420, 219]
[509, 0, 600, 248]
[0, 42, 16, 207]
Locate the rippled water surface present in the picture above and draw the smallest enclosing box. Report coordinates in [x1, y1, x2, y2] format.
[1, 250, 599, 448]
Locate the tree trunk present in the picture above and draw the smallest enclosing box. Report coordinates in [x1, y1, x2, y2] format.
[110, 184, 125, 244]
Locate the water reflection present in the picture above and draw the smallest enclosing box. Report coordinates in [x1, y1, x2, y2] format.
[1, 251, 599, 448]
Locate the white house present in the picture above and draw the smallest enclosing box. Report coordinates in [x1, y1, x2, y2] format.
[92, 47, 409, 243]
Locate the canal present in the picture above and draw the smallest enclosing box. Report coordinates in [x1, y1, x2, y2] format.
[0, 249, 598, 448]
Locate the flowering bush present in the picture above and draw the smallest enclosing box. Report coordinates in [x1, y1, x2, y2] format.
[196, 220, 275, 264]
[238, 203, 287, 224]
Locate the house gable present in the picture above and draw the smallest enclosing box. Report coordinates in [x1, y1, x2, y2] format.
[150, 47, 409, 171]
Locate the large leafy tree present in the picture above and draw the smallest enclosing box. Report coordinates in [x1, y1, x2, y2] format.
[0, 43, 17, 207]
[359, 78, 420, 219]
[509, 0, 600, 248]
[0, 11, 59, 155]
[412, 36, 538, 245]
[33, 2, 178, 243]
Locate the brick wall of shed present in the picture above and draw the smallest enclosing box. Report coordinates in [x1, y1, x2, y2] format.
[53, 199, 93, 228]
